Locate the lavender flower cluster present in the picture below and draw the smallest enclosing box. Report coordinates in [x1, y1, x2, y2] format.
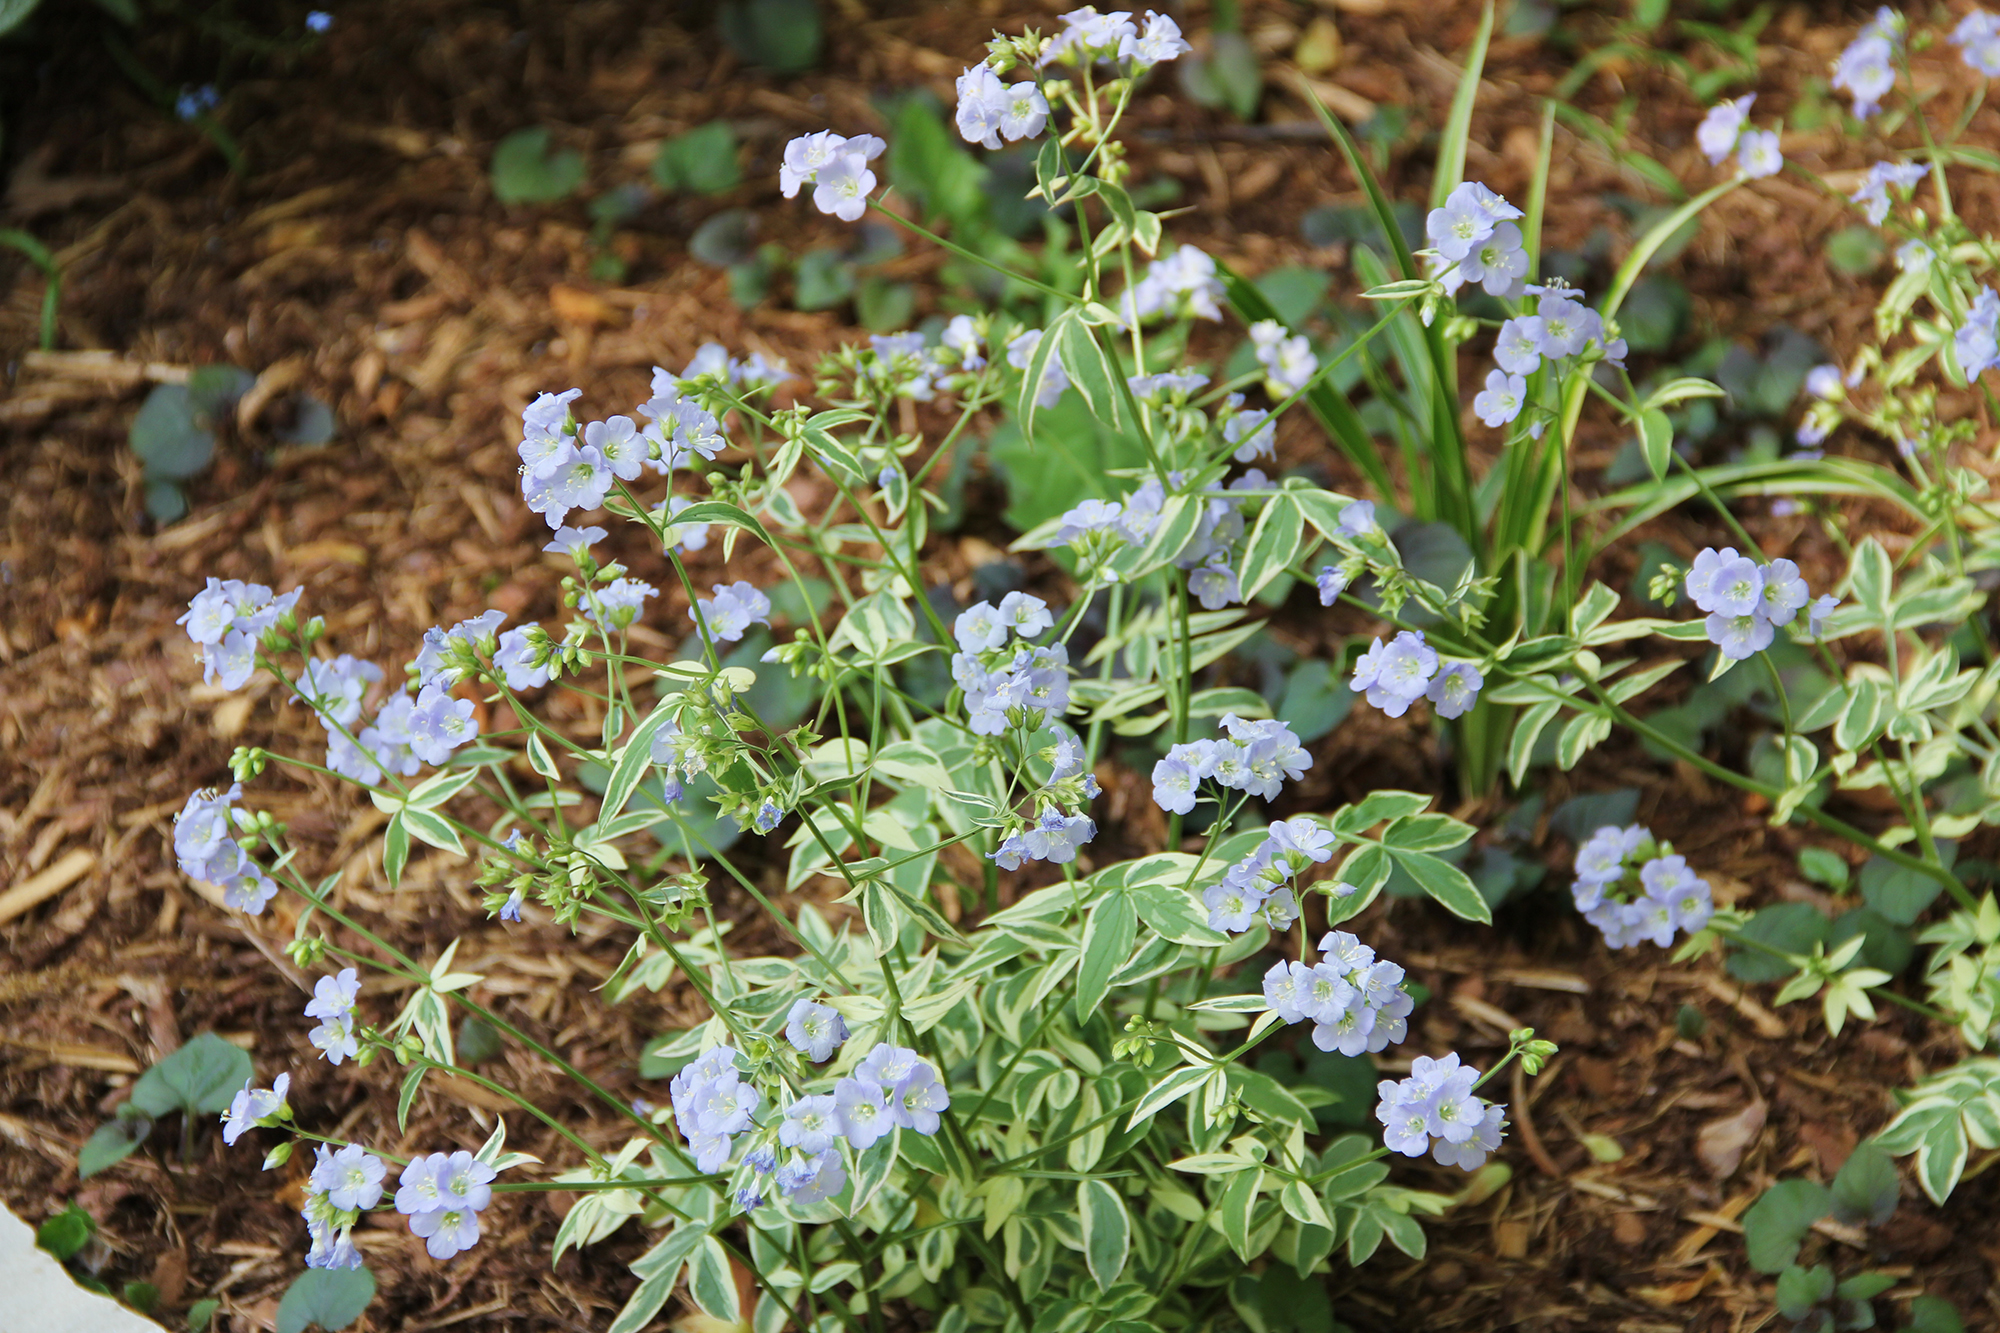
[1694, 95, 1783, 179]
[1150, 714, 1313, 815]
[781, 131, 886, 222]
[1684, 545, 1836, 660]
[301, 1143, 382, 1269]
[220, 1073, 290, 1146]
[223, 1072, 504, 1267]
[1571, 823, 1714, 949]
[179, 577, 301, 690]
[1955, 10, 2000, 77]
[1249, 319, 1319, 398]
[305, 967, 362, 1065]
[1834, 7, 1901, 120]
[951, 593, 1072, 736]
[668, 1008, 950, 1214]
[1850, 159, 1927, 226]
[1122, 246, 1226, 325]
[1040, 7, 1192, 69]
[1478, 278, 1628, 432]
[393, 1150, 500, 1261]
[1350, 630, 1484, 721]
[1426, 181, 1529, 300]
[991, 730, 1103, 871]
[1200, 817, 1334, 936]
[1374, 1053, 1506, 1171]
[954, 65, 1049, 152]
[172, 783, 277, 914]
[1054, 469, 1268, 605]
[1956, 288, 2000, 382]
[1262, 929, 1416, 1057]
[517, 371, 731, 532]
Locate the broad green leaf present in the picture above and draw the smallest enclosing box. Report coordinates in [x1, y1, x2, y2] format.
[0, 0, 45, 37]
[130, 1033, 253, 1118]
[1380, 813, 1470, 853]
[687, 1237, 742, 1323]
[1127, 1064, 1211, 1130]
[1508, 699, 1561, 786]
[601, 702, 682, 825]
[34, 1205, 93, 1261]
[1639, 407, 1673, 482]
[1077, 1179, 1130, 1286]
[490, 128, 584, 205]
[400, 807, 465, 856]
[1057, 316, 1123, 429]
[652, 121, 741, 194]
[1238, 495, 1304, 601]
[406, 767, 479, 810]
[1130, 881, 1227, 946]
[1387, 849, 1491, 923]
[1218, 1167, 1263, 1260]
[383, 811, 409, 886]
[670, 500, 775, 550]
[78, 1111, 153, 1179]
[276, 1267, 376, 1333]
[129, 384, 214, 481]
[1829, 1143, 1898, 1226]
[1741, 1179, 1831, 1273]
[1075, 892, 1138, 1022]
[1915, 1113, 1970, 1204]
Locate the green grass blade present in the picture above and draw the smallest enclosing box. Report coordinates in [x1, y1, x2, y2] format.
[1297, 74, 1476, 548]
[1429, 0, 1495, 213]
[0, 227, 59, 350]
[1521, 101, 1555, 280]
[1602, 174, 1740, 318]
[1296, 75, 1420, 281]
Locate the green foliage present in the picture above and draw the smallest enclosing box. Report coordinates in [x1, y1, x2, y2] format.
[987, 396, 1148, 532]
[490, 128, 584, 205]
[1829, 1144, 1898, 1227]
[717, 0, 822, 73]
[275, 1267, 376, 1333]
[35, 1204, 95, 1262]
[76, 1032, 252, 1179]
[0, 0, 43, 36]
[456, 1015, 503, 1064]
[1179, 31, 1262, 120]
[129, 366, 254, 522]
[78, 1106, 154, 1179]
[1872, 1057, 2000, 1203]
[0, 227, 60, 349]
[130, 1032, 254, 1118]
[1742, 1178, 1831, 1273]
[884, 93, 988, 226]
[652, 121, 741, 195]
[1826, 225, 1886, 276]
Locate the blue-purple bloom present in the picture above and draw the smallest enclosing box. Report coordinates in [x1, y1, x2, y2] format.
[784, 998, 849, 1063]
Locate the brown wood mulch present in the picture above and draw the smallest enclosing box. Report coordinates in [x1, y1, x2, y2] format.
[4, 1, 2000, 1329]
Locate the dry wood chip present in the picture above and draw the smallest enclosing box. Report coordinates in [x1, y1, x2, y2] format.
[0, 847, 97, 926]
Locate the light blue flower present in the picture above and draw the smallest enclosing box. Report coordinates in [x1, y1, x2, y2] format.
[784, 998, 849, 1063]
[1696, 94, 1754, 165]
[1473, 369, 1525, 428]
[834, 1077, 892, 1150]
[1425, 662, 1483, 719]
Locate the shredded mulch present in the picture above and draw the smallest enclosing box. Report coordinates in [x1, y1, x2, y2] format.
[5, 1, 2000, 1329]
